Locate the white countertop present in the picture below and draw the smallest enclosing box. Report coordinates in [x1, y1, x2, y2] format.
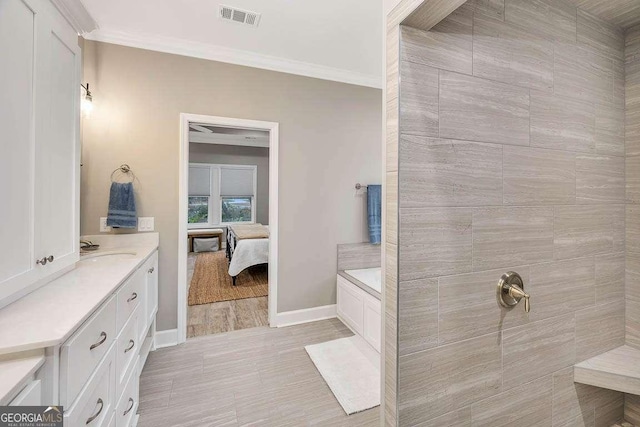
[0, 233, 159, 356]
[0, 349, 46, 405]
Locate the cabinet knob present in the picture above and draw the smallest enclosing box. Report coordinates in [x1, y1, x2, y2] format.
[36, 255, 55, 266]
[148, 267, 155, 274]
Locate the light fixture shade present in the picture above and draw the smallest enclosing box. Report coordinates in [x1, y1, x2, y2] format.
[81, 83, 93, 116]
[81, 95, 93, 116]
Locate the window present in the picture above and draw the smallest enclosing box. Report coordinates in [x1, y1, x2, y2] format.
[188, 196, 209, 224]
[221, 197, 252, 223]
[188, 163, 257, 228]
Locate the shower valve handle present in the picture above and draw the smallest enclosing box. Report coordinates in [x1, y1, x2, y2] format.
[497, 271, 530, 313]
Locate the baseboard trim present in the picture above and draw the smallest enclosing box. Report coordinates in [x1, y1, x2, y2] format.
[275, 304, 337, 328]
[155, 329, 179, 348]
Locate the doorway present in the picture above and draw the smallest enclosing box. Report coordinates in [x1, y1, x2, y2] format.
[178, 114, 279, 343]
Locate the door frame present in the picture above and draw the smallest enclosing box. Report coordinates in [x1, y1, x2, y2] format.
[178, 113, 279, 343]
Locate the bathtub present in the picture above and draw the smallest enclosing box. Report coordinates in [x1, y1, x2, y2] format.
[337, 267, 382, 353]
[343, 267, 382, 296]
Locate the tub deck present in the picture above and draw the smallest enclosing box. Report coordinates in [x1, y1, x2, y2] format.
[338, 268, 381, 300]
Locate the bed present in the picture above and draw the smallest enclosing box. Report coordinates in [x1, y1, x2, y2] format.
[226, 223, 269, 286]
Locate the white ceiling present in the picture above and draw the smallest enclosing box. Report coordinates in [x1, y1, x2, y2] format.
[81, 0, 383, 88]
[189, 124, 270, 148]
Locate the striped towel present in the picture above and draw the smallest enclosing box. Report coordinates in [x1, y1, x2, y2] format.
[106, 182, 137, 229]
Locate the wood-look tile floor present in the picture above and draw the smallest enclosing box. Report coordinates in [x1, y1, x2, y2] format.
[187, 252, 269, 338]
[138, 318, 379, 426]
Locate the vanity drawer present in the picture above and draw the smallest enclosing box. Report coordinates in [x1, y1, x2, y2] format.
[60, 295, 117, 407]
[9, 380, 42, 406]
[115, 357, 139, 427]
[116, 268, 145, 332]
[116, 307, 139, 397]
[65, 346, 115, 427]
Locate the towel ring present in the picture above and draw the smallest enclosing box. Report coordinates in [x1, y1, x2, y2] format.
[110, 164, 136, 183]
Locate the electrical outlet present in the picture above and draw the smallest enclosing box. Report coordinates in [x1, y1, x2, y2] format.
[138, 217, 155, 232]
[100, 217, 112, 232]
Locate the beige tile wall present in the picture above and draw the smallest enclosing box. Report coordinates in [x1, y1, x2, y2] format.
[626, 23, 640, 352]
[626, 21, 640, 425]
[385, 21, 400, 427]
[336, 243, 382, 271]
[394, 0, 628, 425]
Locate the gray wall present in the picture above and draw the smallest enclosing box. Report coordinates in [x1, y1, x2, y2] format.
[189, 143, 270, 225]
[80, 40, 382, 330]
[626, 23, 640, 425]
[387, 1, 627, 425]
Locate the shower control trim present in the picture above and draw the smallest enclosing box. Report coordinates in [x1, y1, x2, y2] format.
[497, 271, 530, 313]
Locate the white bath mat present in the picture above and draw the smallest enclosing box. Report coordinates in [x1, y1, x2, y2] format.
[305, 335, 380, 415]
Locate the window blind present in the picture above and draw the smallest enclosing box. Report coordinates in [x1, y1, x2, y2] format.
[220, 167, 255, 196]
[188, 166, 211, 196]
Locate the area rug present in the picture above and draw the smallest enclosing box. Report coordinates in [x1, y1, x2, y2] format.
[305, 335, 380, 415]
[188, 251, 268, 305]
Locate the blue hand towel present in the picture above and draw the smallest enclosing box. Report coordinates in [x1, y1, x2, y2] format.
[107, 182, 137, 229]
[367, 185, 382, 245]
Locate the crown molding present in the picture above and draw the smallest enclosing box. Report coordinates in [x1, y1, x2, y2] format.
[50, 0, 98, 34]
[83, 29, 382, 89]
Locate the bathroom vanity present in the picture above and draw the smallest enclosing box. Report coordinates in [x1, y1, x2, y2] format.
[0, 2, 158, 424]
[0, 234, 159, 427]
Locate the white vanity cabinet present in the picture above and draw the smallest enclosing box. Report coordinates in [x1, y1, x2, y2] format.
[60, 250, 158, 427]
[0, 0, 81, 305]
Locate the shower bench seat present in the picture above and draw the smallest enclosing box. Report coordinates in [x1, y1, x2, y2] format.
[574, 345, 640, 395]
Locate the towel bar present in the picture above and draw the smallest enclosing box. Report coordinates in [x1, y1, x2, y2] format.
[110, 164, 137, 183]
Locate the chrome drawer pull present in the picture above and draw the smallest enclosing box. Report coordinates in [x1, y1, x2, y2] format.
[124, 339, 135, 353]
[148, 267, 154, 274]
[123, 397, 135, 416]
[86, 398, 103, 424]
[127, 292, 137, 303]
[89, 332, 107, 350]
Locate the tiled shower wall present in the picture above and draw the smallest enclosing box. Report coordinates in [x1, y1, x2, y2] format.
[390, 0, 629, 425]
[626, 22, 640, 426]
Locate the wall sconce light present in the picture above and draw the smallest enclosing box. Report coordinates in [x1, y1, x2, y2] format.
[81, 83, 93, 116]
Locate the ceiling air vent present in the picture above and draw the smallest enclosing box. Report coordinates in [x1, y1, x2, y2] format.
[219, 5, 261, 28]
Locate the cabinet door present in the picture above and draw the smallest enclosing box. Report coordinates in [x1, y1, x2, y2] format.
[0, 0, 40, 301]
[145, 252, 159, 328]
[363, 296, 381, 353]
[34, 1, 80, 276]
[336, 276, 364, 335]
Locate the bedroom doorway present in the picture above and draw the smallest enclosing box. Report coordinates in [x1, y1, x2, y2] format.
[178, 114, 279, 342]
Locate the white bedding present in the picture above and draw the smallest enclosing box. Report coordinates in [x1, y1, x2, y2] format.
[228, 238, 269, 276]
